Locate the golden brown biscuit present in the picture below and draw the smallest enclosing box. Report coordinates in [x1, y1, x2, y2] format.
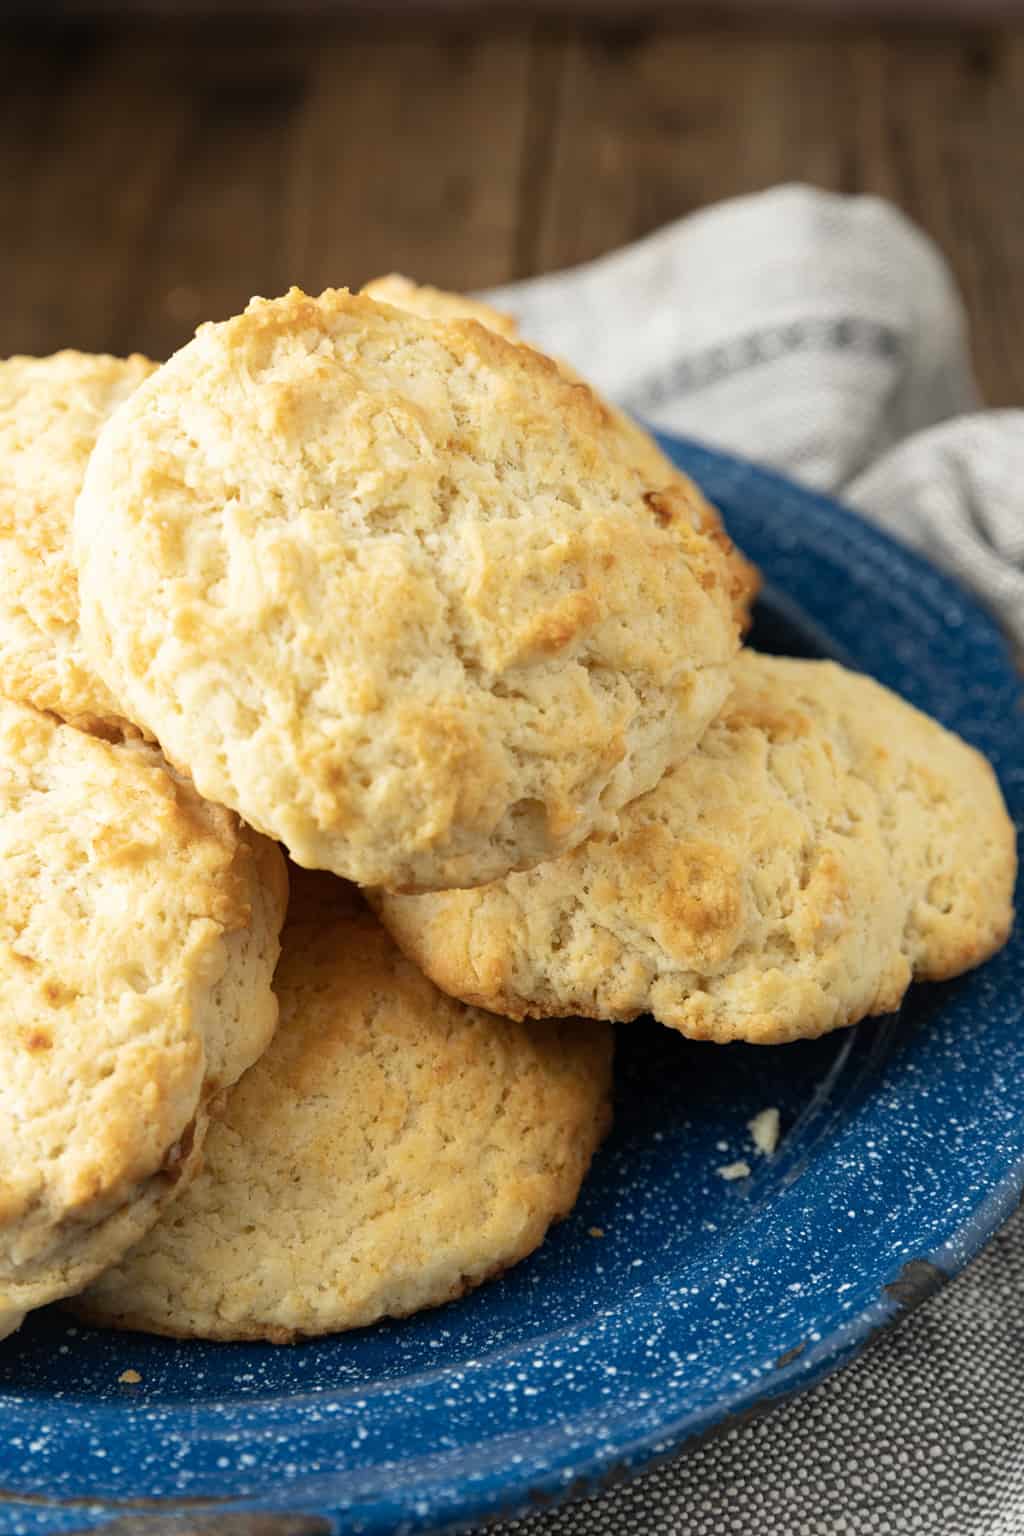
[75, 873, 612, 1343]
[0, 351, 156, 734]
[362, 273, 759, 630]
[375, 653, 1016, 1044]
[361, 273, 521, 338]
[0, 698, 287, 1338]
[74, 287, 739, 892]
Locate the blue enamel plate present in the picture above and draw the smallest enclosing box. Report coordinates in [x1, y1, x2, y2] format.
[2, 436, 1022, 1536]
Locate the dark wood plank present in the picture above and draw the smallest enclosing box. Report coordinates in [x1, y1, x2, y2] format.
[868, 31, 1024, 408]
[533, 21, 1024, 405]
[532, 26, 896, 269]
[21, 1, 1024, 16]
[0, 19, 1021, 407]
[0, 27, 198, 359]
[0, 22, 531, 361]
[286, 26, 531, 298]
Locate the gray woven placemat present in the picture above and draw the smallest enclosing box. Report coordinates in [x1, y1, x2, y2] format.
[483, 1203, 1024, 1536]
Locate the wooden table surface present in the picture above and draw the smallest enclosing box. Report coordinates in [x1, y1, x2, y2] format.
[1, 16, 1021, 404]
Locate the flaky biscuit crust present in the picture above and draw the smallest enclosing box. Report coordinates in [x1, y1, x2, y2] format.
[0, 699, 287, 1334]
[376, 653, 1016, 1043]
[76, 874, 612, 1342]
[75, 287, 738, 890]
[0, 351, 156, 734]
[363, 273, 759, 630]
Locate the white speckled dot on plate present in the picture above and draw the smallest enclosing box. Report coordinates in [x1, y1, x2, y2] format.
[1, 437, 1021, 1536]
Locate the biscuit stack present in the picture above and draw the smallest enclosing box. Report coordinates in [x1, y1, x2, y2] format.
[0, 281, 1014, 1345]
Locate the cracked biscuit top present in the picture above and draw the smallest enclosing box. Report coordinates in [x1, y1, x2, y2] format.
[375, 652, 1016, 1042]
[74, 287, 739, 891]
[362, 273, 760, 632]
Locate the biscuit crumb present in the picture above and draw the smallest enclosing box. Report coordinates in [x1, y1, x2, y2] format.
[716, 1160, 751, 1182]
[588, 1226, 605, 1238]
[118, 1369, 142, 1385]
[748, 1107, 780, 1157]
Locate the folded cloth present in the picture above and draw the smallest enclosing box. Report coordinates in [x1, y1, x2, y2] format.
[484, 185, 1023, 648]
[478, 187, 1023, 1536]
[847, 413, 1024, 646]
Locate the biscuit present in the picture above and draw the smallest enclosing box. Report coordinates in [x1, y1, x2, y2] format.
[361, 273, 521, 338]
[376, 653, 1016, 1044]
[0, 698, 287, 1337]
[74, 287, 739, 891]
[0, 351, 156, 734]
[362, 274, 759, 629]
[75, 872, 613, 1343]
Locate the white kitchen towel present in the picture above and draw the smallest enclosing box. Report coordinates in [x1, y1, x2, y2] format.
[484, 184, 1023, 646]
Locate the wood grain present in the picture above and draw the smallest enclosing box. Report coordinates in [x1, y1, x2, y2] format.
[531, 22, 1024, 403]
[0, 22, 531, 360]
[0, 19, 1020, 402]
[286, 28, 531, 297]
[19, 2, 1024, 16]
